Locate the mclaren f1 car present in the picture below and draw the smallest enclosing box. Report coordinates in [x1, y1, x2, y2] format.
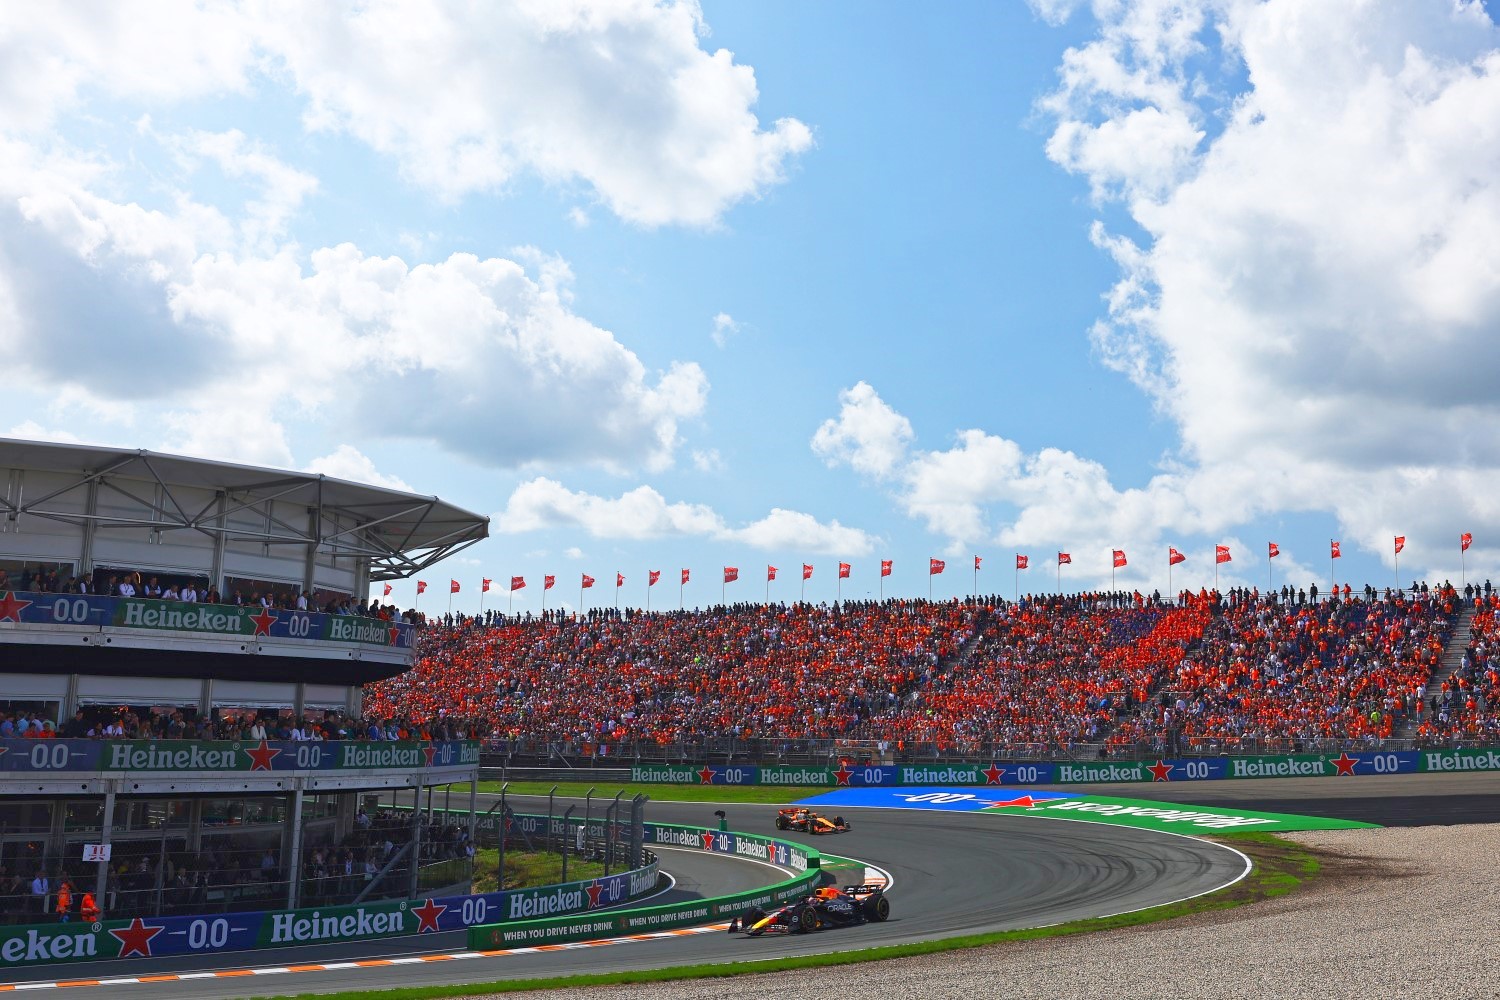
[728, 885, 890, 936]
[774, 807, 851, 834]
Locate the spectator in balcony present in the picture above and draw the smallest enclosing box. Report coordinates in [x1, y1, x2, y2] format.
[182, 583, 198, 603]
[162, 583, 180, 600]
[143, 576, 162, 598]
[29, 870, 48, 918]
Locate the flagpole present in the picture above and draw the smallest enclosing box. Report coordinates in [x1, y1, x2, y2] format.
[681, 575, 685, 611]
[1461, 538, 1467, 589]
[837, 568, 842, 605]
[1056, 557, 1060, 595]
[929, 561, 933, 602]
[765, 571, 769, 605]
[479, 585, 486, 619]
[1168, 552, 1172, 598]
[1394, 545, 1399, 595]
[1014, 559, 1018, 602]
[1268, 547, 1273, 593]
[507, 588, 512, 617]
[579, 579, 584, 616]
[646, 572, 651, 613]
[1330, 541, 1335, 601]
[541, 581, 547, 615]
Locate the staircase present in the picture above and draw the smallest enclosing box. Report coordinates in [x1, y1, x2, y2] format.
[1399, 604, 1477, 738]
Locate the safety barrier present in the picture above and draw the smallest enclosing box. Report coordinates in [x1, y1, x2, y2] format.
[0, 820, 659, 972]
[632, 747, 1500, 786]
[467, 822, 822, 950]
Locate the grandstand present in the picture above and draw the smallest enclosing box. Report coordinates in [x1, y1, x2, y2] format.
[0, 438, 488, 925]
[373, 584, 1492, 766]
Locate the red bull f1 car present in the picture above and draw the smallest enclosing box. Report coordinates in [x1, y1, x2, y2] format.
[728, 885, 889, 936]
[774, 807, 851, 834]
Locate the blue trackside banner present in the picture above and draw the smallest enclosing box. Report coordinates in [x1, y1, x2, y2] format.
[637, 750, 1428, 787]
[0, 739, 480, 774]
[0, 590, 414, 649]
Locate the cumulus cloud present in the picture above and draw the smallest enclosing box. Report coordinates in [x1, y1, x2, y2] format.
[1027, 0, 1500, 572]
[1, 1, 810, 227]
[495, 477, 876, 555]
[304, 445, 413, 492]
[0, 144, 708, 470]
[811, 381, 915, 480]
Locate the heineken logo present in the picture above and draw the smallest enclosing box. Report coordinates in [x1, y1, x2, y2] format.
[0, 928, 101, 965]
[270, 907, 403, 943]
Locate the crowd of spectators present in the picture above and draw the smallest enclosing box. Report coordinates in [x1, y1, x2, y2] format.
[1416, 594, 1500, 742]
[882, 593, 1211, 753]
[0, 565, 418, 622]
[366, 585, 1497, 755]
[364, 600, 986, 748]
[1107, 585, 1458, 753]
[0, 707, 480, 743]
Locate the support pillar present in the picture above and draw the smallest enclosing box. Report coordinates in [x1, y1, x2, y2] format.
[285, 783, 306, 910]
[407, 783, 424, 899]
[95, 782, 116, 918]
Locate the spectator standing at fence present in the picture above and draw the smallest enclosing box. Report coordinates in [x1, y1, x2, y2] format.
[79, 890, 98, 924]
[54, 880, 71, 922]
[30, 870, 47, 918]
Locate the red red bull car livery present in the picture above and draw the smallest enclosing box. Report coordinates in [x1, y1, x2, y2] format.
[728, 884, 890, 936]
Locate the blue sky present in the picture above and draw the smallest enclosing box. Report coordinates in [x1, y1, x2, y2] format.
[3, 1, 1500, 611]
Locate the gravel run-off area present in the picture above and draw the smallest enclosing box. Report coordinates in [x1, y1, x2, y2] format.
[491, 824, 1500, 1000]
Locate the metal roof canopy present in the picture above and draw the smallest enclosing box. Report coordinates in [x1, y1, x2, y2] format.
[0, 438, 488, 582]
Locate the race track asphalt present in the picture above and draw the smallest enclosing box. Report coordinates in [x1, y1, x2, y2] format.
[5, 772, 1493, 998]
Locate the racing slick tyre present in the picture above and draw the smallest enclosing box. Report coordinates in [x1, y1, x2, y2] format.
[797, 907, 819, 933]
[864, 895, 891, 922]
[775, 816, 789, 830]
[834, 815, 848, 828]
[744, 905, 766, 926]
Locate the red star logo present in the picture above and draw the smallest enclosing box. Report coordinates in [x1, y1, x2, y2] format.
[387, 626, 403, 646]
[701, 831, 716, 850]
[411, 898, 446, 933]
[982, 763, 1006, 785]
[585, 881, 605, 907]
[245, 739, 282, 771]
[109, 917, 165, 958]
[697, 766, 716, 784]
[833, 765, 853, 786]
[1148, 760, 1174, 782]
[0, 591, 32, 623]
[248, 608, 277, 637]
[985, 795, 1045, 809]
[422, 744, 437, 767]
[1331, 752, 1359, 776]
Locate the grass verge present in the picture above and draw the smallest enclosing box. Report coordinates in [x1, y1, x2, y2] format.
[476, 781, 824, 803]
[264, 831, 1316, 1000]
[470, 849, 608, 894]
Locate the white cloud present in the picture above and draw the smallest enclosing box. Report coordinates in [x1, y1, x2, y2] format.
[710, 311, 739, 348]
[564, 546, 584, 559]
[811, 381, 914, 480]
[691, 447, 724, 472]
[304, 445, 413, 492]
[7, 420, 83, 444]
[495, 476, 875, 555]
[0, 3, 810, 228]
[1023, 0, 1500, 575]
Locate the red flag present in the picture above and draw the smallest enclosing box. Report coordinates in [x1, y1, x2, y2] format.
[1015, 554, 1028, 570]
[382, 583, 392, 597]
[1169, 547, 1185, 566]
[838, 562, 851, 579]
[1215, 545, 1231, 565]
[1330, 541, 1341, 559]
[649, 570, 661, 587]
[1268, 542, 1280, 559]
[1057, 552, 1071, 565]
[544, 575, 555, 591]
[681, 568, 690, 585]
[802, 564, 813, 581]
[1394, 535, 1405, 555]
[450, 579, 461, 594]
[616, 572, 624, 587]
[1112, 550, 1127, 568]
[929, 558, 945, 575]
[417, 580, 427, 594]
[482, 578, 492, 593]
[974, 555, 983, 570]
[581, 574, 595, 589]
[1462, 532, 1473, 552]
[509, 576, 525, 592]
[767, 565, 778, 581]
[880, 559, 892, 577]
[724, 567, 739, 583]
